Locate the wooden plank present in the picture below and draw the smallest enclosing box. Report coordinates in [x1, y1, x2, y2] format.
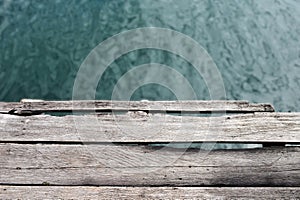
[0, 112, 299, 143]
[0, 186, 299, 199]
[1, 144, 299, 186]
[0, 102, 22, 114]
[0, 100, 275, 114]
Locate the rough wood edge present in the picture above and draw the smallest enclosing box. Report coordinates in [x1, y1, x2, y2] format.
[0, 100, 275, 114]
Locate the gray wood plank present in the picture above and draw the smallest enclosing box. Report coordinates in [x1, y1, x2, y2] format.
[0, 186, 299, 199]
[0, 102, 21, 114]
[0, 100, 275, 114]
[0, 112, 299, 142]
[1, 144, 299, 186]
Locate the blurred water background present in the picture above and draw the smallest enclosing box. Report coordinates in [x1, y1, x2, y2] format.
[0, 0, 300, 112]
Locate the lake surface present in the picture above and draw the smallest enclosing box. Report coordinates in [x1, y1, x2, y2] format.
[0, 0, 300, 112]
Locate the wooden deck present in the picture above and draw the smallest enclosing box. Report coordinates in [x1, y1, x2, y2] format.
[0, 100, 299, 199]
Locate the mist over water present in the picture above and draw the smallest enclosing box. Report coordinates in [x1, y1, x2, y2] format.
[0, 0, 300, 112]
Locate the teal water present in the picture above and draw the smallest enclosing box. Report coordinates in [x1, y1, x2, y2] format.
[0, 0, 300, 112]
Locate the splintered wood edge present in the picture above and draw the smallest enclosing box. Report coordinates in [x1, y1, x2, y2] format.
[0, 100, 275, 114]
[0, 186, 299, 199]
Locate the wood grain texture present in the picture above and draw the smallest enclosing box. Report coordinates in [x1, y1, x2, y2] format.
[1, 144, 299, 186]
[0, 100, 275, 114]
[0, 112, 299, 142]
[0, 186, 299, 199]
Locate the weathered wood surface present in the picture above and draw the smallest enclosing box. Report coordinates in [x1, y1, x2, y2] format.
[1, 112, 299, 143]
[0, 100, 275, 114]
[1, 186, 299, 199]
[1, 144, 299, 186]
